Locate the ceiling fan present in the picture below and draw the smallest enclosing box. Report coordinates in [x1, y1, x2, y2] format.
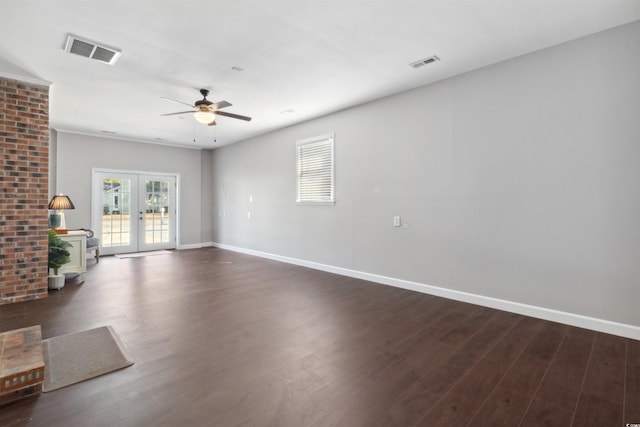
[161, 88, 252, 126]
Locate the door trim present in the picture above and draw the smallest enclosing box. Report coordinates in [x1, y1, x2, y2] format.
[92, 168, 181, 252]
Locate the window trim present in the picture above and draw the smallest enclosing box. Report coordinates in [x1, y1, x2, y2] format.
[296, 132, 335, 206]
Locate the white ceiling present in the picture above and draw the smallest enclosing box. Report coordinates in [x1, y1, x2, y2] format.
[1, 1, 639, 149]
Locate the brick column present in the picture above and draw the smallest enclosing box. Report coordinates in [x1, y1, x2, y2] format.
[0, 78, 50, 304]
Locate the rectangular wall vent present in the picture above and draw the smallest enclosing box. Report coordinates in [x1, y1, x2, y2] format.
[64, 34, 121, 65]
[409, 55, 440, 69]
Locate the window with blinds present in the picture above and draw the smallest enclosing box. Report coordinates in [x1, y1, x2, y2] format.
[296, 133, 335, 205]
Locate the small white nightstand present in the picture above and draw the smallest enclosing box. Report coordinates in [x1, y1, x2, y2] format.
[58, 230, 87, 282]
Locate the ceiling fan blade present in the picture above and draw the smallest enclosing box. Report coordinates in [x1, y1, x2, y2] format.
[160, 97, 195, 108]
[207, 120, 217, 127]
[214, 111, 252, 121]
[160, 110, 195, 116]
[212, 100, 232, 109]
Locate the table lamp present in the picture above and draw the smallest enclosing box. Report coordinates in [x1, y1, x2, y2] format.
[48, 194, 75, 234]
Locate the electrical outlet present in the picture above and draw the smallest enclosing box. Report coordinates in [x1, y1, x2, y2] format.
[393, 216, 401, 227]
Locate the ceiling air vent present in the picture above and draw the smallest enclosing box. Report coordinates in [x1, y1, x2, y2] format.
[409, 55, 440, 69]
[64, 34, 121, 65]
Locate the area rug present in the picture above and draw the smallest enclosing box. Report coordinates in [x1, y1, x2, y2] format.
[114, 250, 173, 258]
[41, 326, 134, 392]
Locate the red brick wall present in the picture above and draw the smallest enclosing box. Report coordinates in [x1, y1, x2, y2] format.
[0, 77, 50, 304]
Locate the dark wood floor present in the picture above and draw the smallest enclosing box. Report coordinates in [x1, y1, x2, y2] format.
[0, 247, 638, 426]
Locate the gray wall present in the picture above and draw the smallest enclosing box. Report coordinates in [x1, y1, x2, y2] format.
[200, 149, 214, 243]
[55, 132, 208, 247]
[211, 21, 640, 327]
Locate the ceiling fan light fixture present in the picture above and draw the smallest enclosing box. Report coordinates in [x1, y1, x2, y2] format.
[194, 110, 216, 124]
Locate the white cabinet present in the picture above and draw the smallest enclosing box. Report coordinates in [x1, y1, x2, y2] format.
[58, 230, 87, 282]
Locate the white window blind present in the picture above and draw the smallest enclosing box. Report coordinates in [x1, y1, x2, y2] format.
[296, 133, 334, 205]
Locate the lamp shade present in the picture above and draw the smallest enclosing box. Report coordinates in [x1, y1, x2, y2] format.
[48, 194, 75, 210]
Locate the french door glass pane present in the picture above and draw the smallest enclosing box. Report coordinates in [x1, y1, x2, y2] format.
[144, 179, 170, 244]
[102, 178, 132, 247]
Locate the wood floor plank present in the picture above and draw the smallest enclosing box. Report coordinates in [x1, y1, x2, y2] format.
[467, 353, 549, 426]
[437, 307, 496, 346]
[572, 393, 623, 427]
[412, 311, 509, 397]
[523, 320, 568, 361]
[535, 326, 595, 410]
[483, 315, 542, 367]
[581, 332, 626, 404]
[306, 351, 428, 427]
[625, 338, 640, 425]
[415, 358, 508, 426]
[383, 310, 515, 426]
[520, 398, 573, 427]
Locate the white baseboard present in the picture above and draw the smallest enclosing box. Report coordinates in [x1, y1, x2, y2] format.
[212, 242, 640, 340]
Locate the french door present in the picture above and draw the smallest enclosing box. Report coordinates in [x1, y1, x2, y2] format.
[93, 170, 177, 255]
